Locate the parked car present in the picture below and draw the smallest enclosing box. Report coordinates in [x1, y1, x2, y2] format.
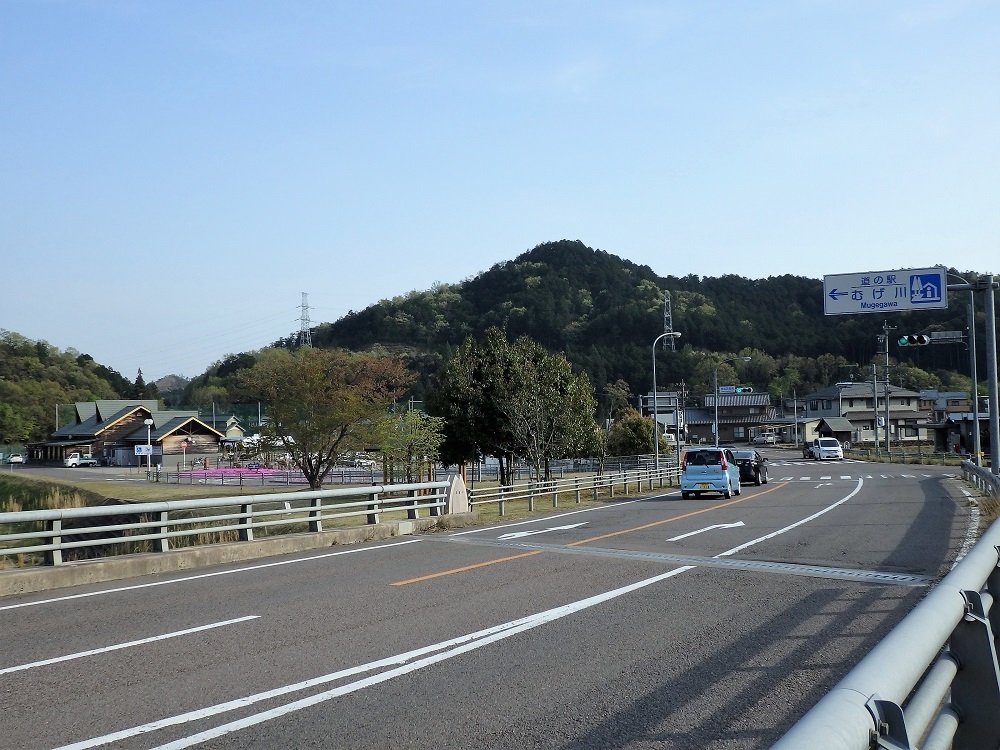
[6, 453, 24, 464]
[752, 433, 778, 445]
[680, 447, 742, 499]
[731, 449, 769, 485]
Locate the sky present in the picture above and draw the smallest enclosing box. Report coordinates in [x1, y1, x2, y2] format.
[2, 1, 998, 382]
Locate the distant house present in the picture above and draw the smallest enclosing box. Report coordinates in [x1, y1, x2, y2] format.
[29, 400, 224, 466]
[919, 389, 987, 454]
[685, 392, 776, 445]
[795, 383, 928, 445]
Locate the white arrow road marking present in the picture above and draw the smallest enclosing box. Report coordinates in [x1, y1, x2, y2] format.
[497, 522, 588, 540]
[667, 521, 745, 541]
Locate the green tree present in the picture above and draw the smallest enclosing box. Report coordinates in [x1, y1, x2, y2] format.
[606, 407, 655, 457]
[236, 348, 412, 489]
[378, 409, 445, 483]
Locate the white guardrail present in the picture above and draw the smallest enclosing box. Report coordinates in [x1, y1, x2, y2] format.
[0, 482, 449, 566]
[468, 464, 681, 515]
[772, 461, 1000, 750]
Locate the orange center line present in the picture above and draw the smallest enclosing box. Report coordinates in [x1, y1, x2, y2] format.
[391, 550, 542, 586]
[390, 483, 788, 585]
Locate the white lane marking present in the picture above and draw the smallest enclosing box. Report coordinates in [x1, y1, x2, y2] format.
[840, 476, 852, 480]
[497, 522, 588, 540]
[714, 478, 864, 558]
[448, 497, 645, 537]
[54, 566, 698, 750]
[953, 488, 981, 567]
[0, 539, 423, 612]
[778, 477, 793, 481]
[667, 521, 745, 541]
[0, 616, 259, 676]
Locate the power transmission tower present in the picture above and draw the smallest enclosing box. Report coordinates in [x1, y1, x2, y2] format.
[663, 291, 676, 350]
[298, 292, 313, 348]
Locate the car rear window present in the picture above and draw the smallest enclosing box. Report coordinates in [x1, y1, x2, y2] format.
[731, 450, 754, 459]
[685, 450, 722, 465]
[819, 438, 840, 447]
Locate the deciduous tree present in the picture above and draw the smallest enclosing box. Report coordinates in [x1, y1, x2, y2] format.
[236, 348, 411, 489]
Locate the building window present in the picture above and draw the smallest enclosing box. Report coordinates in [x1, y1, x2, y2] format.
[822, 400, 832, 410]
[734, 427, 746, 439]
[903, 426, 919, 437]
[809, 401, 818, 410]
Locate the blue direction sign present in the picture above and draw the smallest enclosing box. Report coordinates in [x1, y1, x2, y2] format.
[823, 266, 947, 316]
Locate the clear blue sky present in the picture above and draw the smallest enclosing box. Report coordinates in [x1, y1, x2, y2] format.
[2, 1, 997, 381]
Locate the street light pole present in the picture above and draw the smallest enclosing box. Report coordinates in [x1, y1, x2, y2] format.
[652, 332, 682, 470]
[714, 356, 751, 447]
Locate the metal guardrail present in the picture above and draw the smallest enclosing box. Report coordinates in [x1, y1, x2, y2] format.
[0, 481, 449, 566]
[469, 465, 681, 515]
[963, 460, 1000, 497]
[771, 511, 1000, 750]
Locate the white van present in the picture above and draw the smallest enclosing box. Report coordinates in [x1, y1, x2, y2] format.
[810, 437, 843, 461]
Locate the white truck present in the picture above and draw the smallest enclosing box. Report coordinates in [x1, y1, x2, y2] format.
[63, 452, 99, 468]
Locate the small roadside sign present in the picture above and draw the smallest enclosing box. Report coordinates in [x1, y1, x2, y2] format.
[824, 266, 948, 316]
[135, 445, 152, 456]
[718, 385, 736, 394]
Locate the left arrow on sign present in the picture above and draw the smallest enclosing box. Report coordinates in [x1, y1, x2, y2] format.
[498, 522, 589, 540]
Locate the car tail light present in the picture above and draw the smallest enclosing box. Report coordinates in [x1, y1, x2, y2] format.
[681, 454, 689, 470]
[720, 457, 728, 470]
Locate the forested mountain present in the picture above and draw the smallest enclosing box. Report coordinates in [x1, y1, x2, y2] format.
[0, 330, 154, 445]
[289, 240, 983, 405]
[3, 240, 986, 444]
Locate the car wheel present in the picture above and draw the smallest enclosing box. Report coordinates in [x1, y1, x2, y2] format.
[754, 471, 761, 486]
[681, 491, 690, 499]
[723, 483, 732, 499]
[763, 471, 768, 484]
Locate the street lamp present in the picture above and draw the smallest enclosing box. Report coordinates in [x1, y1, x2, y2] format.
[714, 356, 751, 447]
[652, 332, 682, 470]
[144, 418, 154, 476]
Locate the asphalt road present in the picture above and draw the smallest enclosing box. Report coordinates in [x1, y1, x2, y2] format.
[0, 451, 975, 750]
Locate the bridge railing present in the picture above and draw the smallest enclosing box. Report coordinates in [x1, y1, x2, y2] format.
[0, 481, 449, 566]
[771, 508, 1000, 750]
[468, 464, 680, 515]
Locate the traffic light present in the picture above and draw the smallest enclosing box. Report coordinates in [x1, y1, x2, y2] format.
[897, 334, 930, 346]
[735, 386, 753, 393]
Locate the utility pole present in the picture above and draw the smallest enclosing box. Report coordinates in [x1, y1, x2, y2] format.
[872, 363, 880, 455]
[883, 321, 895, 451]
